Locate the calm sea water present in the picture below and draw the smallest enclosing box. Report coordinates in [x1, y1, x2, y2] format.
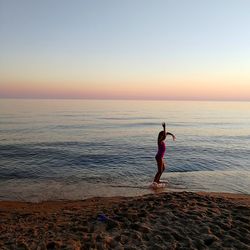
[0, 99, 249, 201]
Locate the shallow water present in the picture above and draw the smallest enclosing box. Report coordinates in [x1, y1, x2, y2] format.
[0, 99, 249, 201]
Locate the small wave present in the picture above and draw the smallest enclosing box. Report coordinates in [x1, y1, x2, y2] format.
[164, 170, 250, 194]
[47, 124, 89, 130]
[122, 122, 157, 127]
[100, 116, 157, 121]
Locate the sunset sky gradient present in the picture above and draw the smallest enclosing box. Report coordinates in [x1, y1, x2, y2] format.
[0, 0, 250, 100]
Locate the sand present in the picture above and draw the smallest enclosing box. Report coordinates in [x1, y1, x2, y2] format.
[0, 191, 249, 250]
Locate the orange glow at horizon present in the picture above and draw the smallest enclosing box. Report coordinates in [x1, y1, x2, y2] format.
[1, 79, 250, 101]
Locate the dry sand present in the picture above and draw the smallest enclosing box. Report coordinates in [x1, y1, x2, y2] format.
[0, 191, 249, 249]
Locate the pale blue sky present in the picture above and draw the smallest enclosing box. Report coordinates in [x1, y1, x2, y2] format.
[0, 0, 250, 100]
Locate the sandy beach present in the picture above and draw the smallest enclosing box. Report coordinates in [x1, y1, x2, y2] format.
[0, 191, 249, 249]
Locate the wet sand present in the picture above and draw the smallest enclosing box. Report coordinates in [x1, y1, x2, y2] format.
[0, 191, 249, 249]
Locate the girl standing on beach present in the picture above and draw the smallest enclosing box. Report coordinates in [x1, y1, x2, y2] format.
[153, 122, 175, 187]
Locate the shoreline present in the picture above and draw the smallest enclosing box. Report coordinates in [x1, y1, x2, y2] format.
[1, 191, 249, 249]
[1, 170, 249, 202]
[0, 190, 249, 207]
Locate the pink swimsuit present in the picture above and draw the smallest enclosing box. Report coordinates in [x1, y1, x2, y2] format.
[155, 141, 166, 159]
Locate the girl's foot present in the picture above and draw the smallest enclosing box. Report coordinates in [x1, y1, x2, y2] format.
[151, 182, 165, 188]
[156, 182, 165, 188]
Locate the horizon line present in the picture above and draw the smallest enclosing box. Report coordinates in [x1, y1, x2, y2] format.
[0, 96, 249, 102]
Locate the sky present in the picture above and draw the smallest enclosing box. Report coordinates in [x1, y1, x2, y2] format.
[0, 0, 250, 100]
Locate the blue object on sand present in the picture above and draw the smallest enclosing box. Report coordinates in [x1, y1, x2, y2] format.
[97, 214, 109, 222]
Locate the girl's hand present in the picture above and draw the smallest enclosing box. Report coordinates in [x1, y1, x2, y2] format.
[173, 135, 176, 141]
[162, 122, 166, 128]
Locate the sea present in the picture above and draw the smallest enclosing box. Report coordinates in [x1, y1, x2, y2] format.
[0, 99, 249, 202]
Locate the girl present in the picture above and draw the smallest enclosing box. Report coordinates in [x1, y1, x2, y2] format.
[152, 122, 176, 187]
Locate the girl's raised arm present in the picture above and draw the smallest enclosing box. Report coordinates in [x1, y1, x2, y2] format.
[162, 122, 166, 133]
[167, 132, 176, 141]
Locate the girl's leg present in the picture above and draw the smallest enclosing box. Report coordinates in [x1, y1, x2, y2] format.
[162, 161, 165, 172]
[159, 162, 166, 183]
[154, 158, 164, 183]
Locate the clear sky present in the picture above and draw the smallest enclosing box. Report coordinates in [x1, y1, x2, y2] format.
[0, 0, 250, 100]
